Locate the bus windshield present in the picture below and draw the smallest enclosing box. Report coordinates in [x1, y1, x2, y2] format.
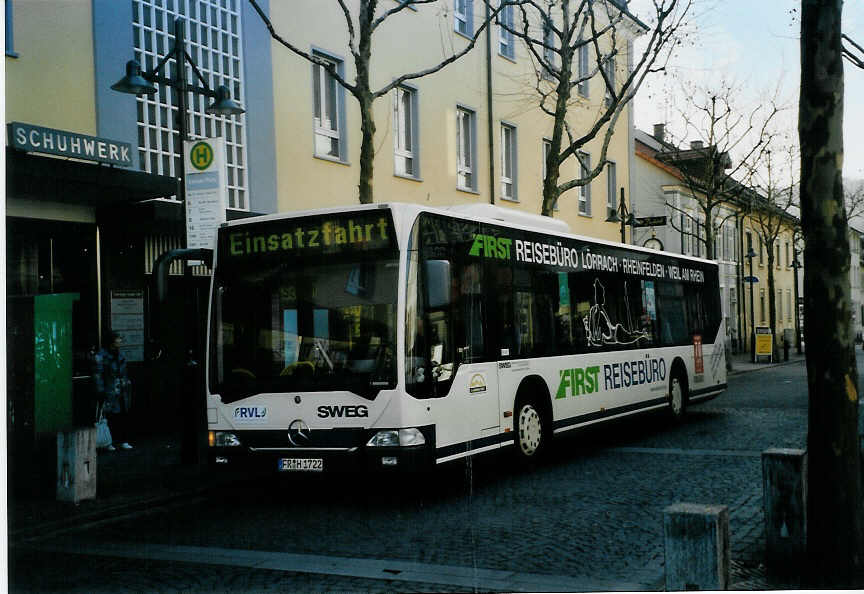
[210, 212, 399, 402]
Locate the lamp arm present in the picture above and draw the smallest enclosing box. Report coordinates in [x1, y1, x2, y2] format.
[144, 73, 216, 99]
[185, 51, 213, 92]
[146, 51, 175, 79]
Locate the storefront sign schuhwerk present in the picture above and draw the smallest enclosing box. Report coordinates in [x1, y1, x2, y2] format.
[8, 122, 133, 167]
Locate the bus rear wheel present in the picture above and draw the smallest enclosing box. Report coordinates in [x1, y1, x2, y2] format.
[668, 371, 688, 422]
[514, 397, 547, 462]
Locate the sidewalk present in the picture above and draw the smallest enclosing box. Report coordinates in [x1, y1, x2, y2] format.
[727, 348, 807, 376]
[8, 431, 234, 545]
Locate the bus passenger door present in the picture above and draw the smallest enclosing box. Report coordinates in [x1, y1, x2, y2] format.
[450, 276, 500, 438]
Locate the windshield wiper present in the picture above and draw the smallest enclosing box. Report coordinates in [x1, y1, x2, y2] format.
[314, 338, 334, 371]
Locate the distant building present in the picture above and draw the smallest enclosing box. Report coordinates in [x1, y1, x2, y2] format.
[632, 125, 800, 356]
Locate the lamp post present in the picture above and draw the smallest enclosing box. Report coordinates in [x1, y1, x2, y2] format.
[746, 247, 757, 362]
[606, 187, 636, 244]
[111, 16, 244, 464]
[111, 16, 244, 235]
[792, 247, 802, 354]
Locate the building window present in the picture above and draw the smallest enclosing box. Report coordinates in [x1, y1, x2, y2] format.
[577, 151, 591, 216]
[604, 56, 615, 107]
[577, 38, 589, 97]
[776, 243, 781, 268]
[682, 215, 692, 255]
[313, 52, 346, 162]
[454, 0, 473, 37]
[133, 0, 249, 209]
[393, 86, 419, 178]
[778, 289, 783, 321]
[746, 230, 753, 258]
[498, 1, 515, 59]
[606, 162, 617, 220]
[786, 241, 791, 267]
[6, 0, 17, 57]
[760, 289, 765, 323]
[543, 22, 556, 77]
[456, 106, 477, 191]
[758, 236, 764, 265]
[787, 289, 793, 322]
[500, 123, 517, 200]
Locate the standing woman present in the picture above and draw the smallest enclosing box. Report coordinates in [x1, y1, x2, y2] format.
[93, 332, 133, 451]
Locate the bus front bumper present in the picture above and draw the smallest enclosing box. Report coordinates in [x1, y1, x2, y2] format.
[208, 426, 435, 474]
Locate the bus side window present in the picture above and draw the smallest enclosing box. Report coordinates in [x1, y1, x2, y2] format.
[487, 260, 514, 358]
[656, 281, 688, 345]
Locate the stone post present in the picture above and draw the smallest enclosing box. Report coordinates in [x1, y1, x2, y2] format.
[56, 426, 97, 503]
[663, 503, 730, 591]
[762, 448, 807, 571]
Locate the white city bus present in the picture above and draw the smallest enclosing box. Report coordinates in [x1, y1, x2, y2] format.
[206, 203, 726, 473]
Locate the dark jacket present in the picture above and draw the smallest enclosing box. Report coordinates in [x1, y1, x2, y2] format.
[93, 348, 131, 414]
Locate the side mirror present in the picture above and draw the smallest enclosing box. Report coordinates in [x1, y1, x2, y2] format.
[425, 260, 451, 308]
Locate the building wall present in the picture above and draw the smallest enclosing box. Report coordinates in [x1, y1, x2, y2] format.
[6, 0, 98, 134]
[266, 1, 638, 239]
[742, 220, 798, 349]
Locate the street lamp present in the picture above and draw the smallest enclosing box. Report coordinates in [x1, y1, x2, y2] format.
[791, 248, 802, 354]
[606, 187, 636, 244]
[746, 247, 757, 363]
[111, 16, 244, 464]
[111, 16, 244, 226]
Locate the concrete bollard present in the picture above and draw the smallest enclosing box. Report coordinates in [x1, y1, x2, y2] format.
[56, 426, 97, 503]
[663, 503, 730, 591]
[762, 448, 807, 571]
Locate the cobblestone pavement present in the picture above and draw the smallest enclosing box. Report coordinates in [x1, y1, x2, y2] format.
[10, 358, 816, 592]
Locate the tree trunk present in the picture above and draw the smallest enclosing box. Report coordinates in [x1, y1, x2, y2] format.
[356, 2, 376, 205]
[541, 1, 572, 218]
[358, 92, 375, 205]
[799, 0, 863, 585]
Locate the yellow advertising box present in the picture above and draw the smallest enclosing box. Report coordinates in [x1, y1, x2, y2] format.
[755, 327, 774, 359]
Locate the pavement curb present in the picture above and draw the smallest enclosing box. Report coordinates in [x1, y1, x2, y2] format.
[727, 356, 805, 377]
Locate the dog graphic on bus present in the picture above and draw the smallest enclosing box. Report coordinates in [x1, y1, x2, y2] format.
[584, 279, 649, 347]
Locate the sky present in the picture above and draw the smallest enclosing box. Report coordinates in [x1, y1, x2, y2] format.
[630, 0, 864, 180]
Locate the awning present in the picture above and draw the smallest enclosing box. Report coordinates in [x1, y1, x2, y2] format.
[6, 148, 179, 207]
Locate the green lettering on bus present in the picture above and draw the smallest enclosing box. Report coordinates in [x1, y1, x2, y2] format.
[468, 234, 512, 260]
[556, 366, 601, 398]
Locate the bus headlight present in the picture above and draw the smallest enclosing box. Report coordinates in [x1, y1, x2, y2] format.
[366, 428, 426, 447]
[209, 431, 242, 447]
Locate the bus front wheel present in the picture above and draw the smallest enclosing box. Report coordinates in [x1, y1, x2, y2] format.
[513, 397, 547, 462]
[668, 371, 688, 422]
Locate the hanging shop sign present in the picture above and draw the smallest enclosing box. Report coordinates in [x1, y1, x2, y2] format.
[8, 122, 132, 167]
[184, 137, 228, 253]
[632, 215, 667, 228]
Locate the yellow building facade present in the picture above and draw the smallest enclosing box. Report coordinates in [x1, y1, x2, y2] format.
[741, 216, 800, 353]
[266, 0, 641, 240]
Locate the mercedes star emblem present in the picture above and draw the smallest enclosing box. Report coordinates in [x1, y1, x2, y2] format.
[287, 419, 311, 446]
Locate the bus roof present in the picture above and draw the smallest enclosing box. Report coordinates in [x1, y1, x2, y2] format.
[219, 202, 719, 268]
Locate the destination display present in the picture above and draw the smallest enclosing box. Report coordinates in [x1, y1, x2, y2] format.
[219, 211, 397, 261]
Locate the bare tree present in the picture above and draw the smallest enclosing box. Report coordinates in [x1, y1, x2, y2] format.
[501, 0, 691, 216]
[657, 80, 782, 261]
[799, 0, 863, 585]
[248, 0, 507, 204]
[744, 143, 800, 353]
